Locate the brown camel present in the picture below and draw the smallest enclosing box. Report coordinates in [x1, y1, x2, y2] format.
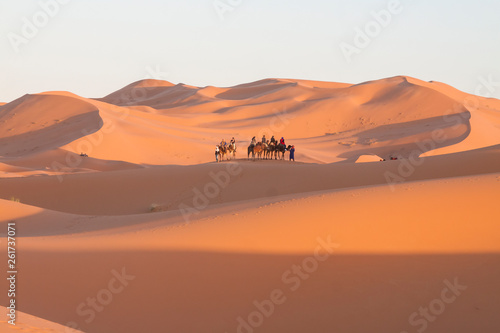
[227, 143, 236, 160]
[266, 141, 276, 160]
[218, 145, 227, 161]
[275, 144, 292, 160]
[248, 142, 264, 160]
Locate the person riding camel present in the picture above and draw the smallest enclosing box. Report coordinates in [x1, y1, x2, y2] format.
[220, 139, 226, 147]
[280, 137, 285, 146]
[230, 137, 236, 148]
[251, 136, 257, 146]
[262, 135, 266, 144]
[270, 136, 276, 144]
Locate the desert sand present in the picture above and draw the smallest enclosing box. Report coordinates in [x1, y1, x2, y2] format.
[0, 76, 499, 333]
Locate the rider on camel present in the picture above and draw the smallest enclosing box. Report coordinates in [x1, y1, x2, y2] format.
[270, 136, 276, 144]
[280, 137, 285, 146]
[220, 139, 226, 147]
[262, 135, 266, 144]
[251, 136, 257, 146]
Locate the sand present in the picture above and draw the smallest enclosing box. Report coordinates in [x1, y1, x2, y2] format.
[0, 76, 499, 333]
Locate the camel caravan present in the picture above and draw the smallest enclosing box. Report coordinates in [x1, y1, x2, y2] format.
[215, 135, 295, 162]
[215, 137, 237, 162]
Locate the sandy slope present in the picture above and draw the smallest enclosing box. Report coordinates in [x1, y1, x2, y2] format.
[0, 306, 85, 332]
[0, 75, 499, 332]
[1, 173, 499, 333]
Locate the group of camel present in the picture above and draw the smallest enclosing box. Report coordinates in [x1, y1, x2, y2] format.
[217, 143, 237, 161]
[247, 141, 293, 160]
[216, 140, 293, 162]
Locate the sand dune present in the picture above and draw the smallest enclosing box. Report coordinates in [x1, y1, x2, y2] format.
[1, 75, 498, 172]
[7, 171, 500, 253]
[1, 144, 499, 216]
[1, 75, 499, 332]
[0, 94, 101, 158]
[1, 173, 499, 332]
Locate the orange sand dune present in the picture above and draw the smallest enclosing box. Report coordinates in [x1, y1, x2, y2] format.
[9, 172, 500, 254]
[0, 94, 100, 158]
[1, 75, 499, 333]
[1, 173, 499, 333]
[1, 76, 499, 170]
[1, 144, 499, 215]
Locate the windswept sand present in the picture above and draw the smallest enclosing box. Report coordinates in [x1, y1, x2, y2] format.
[0, 76, 499, 332]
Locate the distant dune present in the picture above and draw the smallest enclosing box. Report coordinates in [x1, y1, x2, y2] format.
[1, 76, 499, 333]
[0, 75, 498, 172]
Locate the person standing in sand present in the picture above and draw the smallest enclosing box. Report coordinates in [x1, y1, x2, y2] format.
[215, 145, 220, 162]
[289, 145, 295, 161]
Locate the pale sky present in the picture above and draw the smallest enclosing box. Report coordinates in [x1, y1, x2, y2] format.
[1, 0, 499, 102]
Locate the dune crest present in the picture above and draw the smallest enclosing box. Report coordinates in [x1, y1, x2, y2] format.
[0, 94, 101, 158]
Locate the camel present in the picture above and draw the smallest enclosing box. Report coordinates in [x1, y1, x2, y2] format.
[265, 142, 276, 160]
[227, 143, 236, 160]
[247, 144, 254, 160]
[260, 142, 268, 159]
[275, 144, 292, 160]
[218, 145, 228, 161]
[248, 142, 264, 160]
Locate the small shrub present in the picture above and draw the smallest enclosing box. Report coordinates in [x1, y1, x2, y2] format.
[149, 203, 163, 213]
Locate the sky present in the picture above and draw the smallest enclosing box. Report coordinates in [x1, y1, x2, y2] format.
[1, 0, 499, 102]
